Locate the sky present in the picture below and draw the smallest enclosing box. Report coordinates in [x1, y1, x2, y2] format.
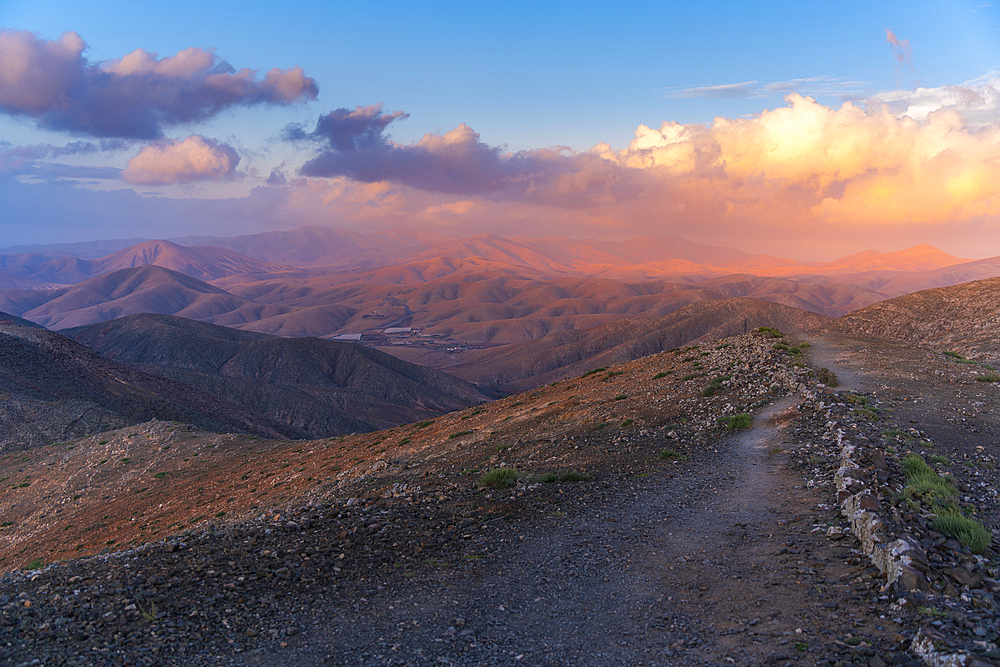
[0, 0, 999, 259]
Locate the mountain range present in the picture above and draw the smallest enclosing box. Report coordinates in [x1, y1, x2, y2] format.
[0, 227, 995, 347]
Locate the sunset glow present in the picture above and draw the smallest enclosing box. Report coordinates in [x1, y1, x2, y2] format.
[0, 1, 998, 258]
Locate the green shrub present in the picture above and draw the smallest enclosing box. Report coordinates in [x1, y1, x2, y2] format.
[620, 418, 634, 427]
[652, 372, 668, 379]
[902, 454, 934, 479]
[726, 413, 752, 430]
[976, 374, 1000, 383]
[24, 558, 43, 570]
[757, 326, 783, 338]
[933, 513, 992, 553]
[658, 449, 687, 461]
[479, 468, 520, 489]
[448, 430, 473, 439]
[581, 367, 607, 378]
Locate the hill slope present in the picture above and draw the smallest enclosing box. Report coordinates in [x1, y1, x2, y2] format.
[64, 314, 491, 437]
[448, 297, 829, 390]
[0, 320, 292, 450]
[825, 275, 1000, 366]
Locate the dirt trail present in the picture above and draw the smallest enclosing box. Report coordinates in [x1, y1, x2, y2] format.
[233, 381, 891, 666]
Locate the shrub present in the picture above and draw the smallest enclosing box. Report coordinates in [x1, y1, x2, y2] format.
[24, 558, 43, 570]
[620, 419, 634, 427]
[448, 430, 473, 439]
[479, 468, 519, 489]
[726, 413, 752, 430]
[976, 374, 1000, 383]
[658, 449, 687, 461]
[902, 454, 934, 479]
[757, 326, 783, 338]
[815, 368, 839, 387]
[581, 367, 607, 378]
[652, 372, 668, 380]
[933, 513, 992, 553]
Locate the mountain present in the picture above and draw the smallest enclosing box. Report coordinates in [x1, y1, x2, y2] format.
[63, 313, 491, 437]
[445, 297, 829, 390]
[0, 240, 296, 285]
[0, 266, 269, 330]
[825, 276, 1000, 366]
[0, 319, 291, 451]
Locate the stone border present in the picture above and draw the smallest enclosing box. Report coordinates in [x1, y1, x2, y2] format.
[831, 401, 975, 667]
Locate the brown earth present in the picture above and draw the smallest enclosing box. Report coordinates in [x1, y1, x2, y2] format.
[2, 328, 999, 666]
[825, 275, 1000, 367]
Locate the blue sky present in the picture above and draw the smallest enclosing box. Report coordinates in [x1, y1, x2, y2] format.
[3, 0, 996, 150]
[0, 0, 999, 257]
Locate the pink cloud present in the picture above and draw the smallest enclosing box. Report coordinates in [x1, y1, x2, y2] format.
[0, 29, 318, 138]
[121, 135, 239, 185]
[290, 105, 633, 205]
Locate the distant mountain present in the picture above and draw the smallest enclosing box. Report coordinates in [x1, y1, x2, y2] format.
[826, 276, 1000, 367]
[0, 319, 291, 451]
[447, 297, 829, 390]
[0, 266, 879, 340]
[0, 266, 266, 329]
[64, 314, 491, 437]
[0, 240, 296, 285]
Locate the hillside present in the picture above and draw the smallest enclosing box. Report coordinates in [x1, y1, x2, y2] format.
[825, 275, 1000, 366]
[2, 328, 999, 665]
[443, 297, 828, 390]
[0, 266, 299, 330]
[0, 320, 292, 450]
[63, 314, 491, 437]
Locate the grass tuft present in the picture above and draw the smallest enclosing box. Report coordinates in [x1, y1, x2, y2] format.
[933, 513, 992, 553]
[479, 468, 520, 489]
[725, 413, 752, 430]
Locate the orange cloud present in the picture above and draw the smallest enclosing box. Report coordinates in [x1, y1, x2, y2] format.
[122, 135, 240, 185]
[270, 92, 1000, 256]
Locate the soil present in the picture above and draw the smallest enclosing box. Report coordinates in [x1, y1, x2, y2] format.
[2, 331, 999, 666]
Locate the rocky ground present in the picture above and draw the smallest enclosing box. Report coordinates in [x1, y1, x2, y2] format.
[0, 330, 998, 666]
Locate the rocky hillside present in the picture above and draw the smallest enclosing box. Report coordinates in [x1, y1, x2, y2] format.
[450, 297, 828, 390]
[63, 314, 491, 437]
[826, 276, 1000, 366]
[0, 320, 292, 451]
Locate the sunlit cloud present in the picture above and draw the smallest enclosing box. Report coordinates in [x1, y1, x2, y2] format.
[121, 135, 240, 184]
[870, 73, 1000, 126]
[0, 29, 318, 139]
[275, 91, 1000, 255]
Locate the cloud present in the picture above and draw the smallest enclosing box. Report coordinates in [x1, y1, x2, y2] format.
[0, 29, 318, 138]
[280, 92, 1000, 256]
[0, 139, 127, 177]
[289, 104, 632, 205]
[121, 135, 240, 184]
[869, 73, 1000, 126]
[667, 76, 868, 100]
[886, 29, 913, 67]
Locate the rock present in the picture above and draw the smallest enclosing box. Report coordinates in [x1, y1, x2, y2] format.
[895, 564, 931, 592]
